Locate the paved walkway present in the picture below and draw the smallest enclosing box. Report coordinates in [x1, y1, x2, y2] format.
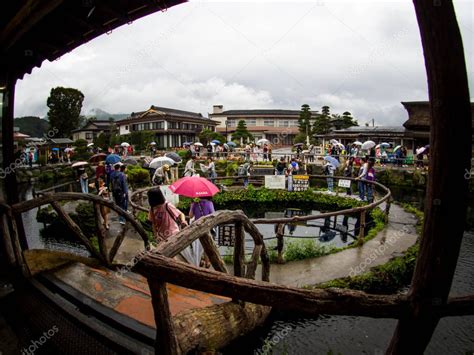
[244, 203, 418, 287]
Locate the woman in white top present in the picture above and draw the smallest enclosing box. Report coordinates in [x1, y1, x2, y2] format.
[184, 156, 197, 177]
[356, 157, 368, 201]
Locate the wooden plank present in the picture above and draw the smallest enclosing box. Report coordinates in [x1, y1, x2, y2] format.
[50, 201, 103, 262]
[387, 0, 472, 353]
[148, 281, 182, 355]
[199, 232, 228, 273]
[93, 201, 109, 265]
[357, 210, 366, 245]
[108, 222, 129, 263]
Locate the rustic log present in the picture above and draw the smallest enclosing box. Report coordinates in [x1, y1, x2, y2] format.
[10, 192, 150, 247]
[7, 209, 29, 276]
[233, 222, 245, 278]
[148, 280, 182, 355]
[108, 222, 130, 263]
[23, 249, 101, 275]
[260, 243, 270, 282]
[173, 302, 271, 353]
[275, 223, 285, 264]
[134, 253, 406, 319]
[387, 1, 472, 353]
[93, 201, 109, 264]
[0, 212, 16, 266]
[199, 232, 228, 273]
[357, 210, 366, 245]
[245, 244, 262, 280]
[50, 201, 104, 262]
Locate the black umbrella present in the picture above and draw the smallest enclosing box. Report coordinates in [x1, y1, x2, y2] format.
[123, 158, 138, 165]
[165, 152, 182, 163]
[89, 153, 107, 163]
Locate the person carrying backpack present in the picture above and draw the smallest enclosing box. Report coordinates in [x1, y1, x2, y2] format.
[111, 163, 127, 224]
[275, 157, 286, 175]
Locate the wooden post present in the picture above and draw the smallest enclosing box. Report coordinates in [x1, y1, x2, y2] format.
[385, 199, 391, 224]
[233, 222, 245, 277]
[387, 0, 472, 353]
[148, 280, 182, 355]
[199, 232, 228, 273]
[357, 210, 366, 246]
[93, 202, 109, 265]
[275, 223, 285, 264]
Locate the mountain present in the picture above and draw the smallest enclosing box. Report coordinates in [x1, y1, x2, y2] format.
[87, 108, 129, 121]
[14, 116, 50, 137]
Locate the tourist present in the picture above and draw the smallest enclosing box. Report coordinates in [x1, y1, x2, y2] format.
[206, 143, 213, 158]
[244, 143, 251, 160]
[268, 144, 272, 161]
[152, 164, 170, 185]
[188, 197, 216, 267]
[240, 161, 252, 187]
[344, 156, 354, 195]
[147, 188, 187, 242]
[97, 177, 110, 230]
[308, 144, 315, 162]
[111, 163, 127, 224]
[356, 157, 368, 201]
[416, 146, 424, 169]
[194, 144, 200, 157]
[289, 158, 299, 175]
[365, 159, 376, 203]
[263, 144, 269, 161]
[105, 162, 113, 189]
[77, 166, 89, 194]
[324, 160, 336, 192]
[120, 164, 129, 211]
[275, 157, 286, 175]
[252, 144, 258, 161]
[184, 156, 197, 177]
[95, 161, 106, 190]
[206, 158, 217, 184]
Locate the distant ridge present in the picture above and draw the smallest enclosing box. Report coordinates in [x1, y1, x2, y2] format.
[87, 108, 129, 121]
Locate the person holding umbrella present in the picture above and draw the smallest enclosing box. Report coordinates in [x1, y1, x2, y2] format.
[189, 196, 215, 268]
[204, 158, 217, 184]
[110, 163, 128, 224]
[147, 188, 187, 242]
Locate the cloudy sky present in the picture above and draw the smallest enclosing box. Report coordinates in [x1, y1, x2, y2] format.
[15, 0, 473, 126]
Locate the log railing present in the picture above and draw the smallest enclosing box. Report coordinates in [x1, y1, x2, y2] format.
[1, 192, 151, 275]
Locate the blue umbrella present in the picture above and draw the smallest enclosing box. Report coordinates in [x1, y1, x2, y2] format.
[51, 147, 59, 151]
[324, 156, 340, 168]
[226, 141, 237, 147]
[211, 140, 221, 144]
[105, 154, 121, 164]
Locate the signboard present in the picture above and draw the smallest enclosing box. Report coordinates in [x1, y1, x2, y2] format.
[292, 175, 310, 192]
[160, 185, 179, 205]
[338, 179, 351, 188]
[252, 167, 275, 176]
[265, 175, 286, 189]
[217, 224, 236, 246]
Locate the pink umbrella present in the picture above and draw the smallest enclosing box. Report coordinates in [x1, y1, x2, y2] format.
[169, 176, 219, 198]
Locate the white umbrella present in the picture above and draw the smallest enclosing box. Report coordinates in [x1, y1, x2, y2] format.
[416, 147, 426, 155]
[393, 145, 402, 152]
[64, 147, 73, 153]
[149, 156, 175, 169]
[72, 161, 88, 168]
[121, 142, 130, 147]
[193, 142, 203, 146]
[353, 141, 363, 146]
[87, 143, 94, 147]
[330, 139, 338, 144]
[149, 142, 157, 145]
[361, 140, 376, 150]
[256, 138, 270, 145]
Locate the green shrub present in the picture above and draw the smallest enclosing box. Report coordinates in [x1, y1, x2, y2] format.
[225, 162, 238, 176]
[177, 149, 192, 160]
[126, 165, 150, 188]
[284, 239, 336, 262]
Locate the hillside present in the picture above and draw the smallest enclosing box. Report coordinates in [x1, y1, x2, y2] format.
[87, 108, 129, 121]
[14, 116, 49, 137]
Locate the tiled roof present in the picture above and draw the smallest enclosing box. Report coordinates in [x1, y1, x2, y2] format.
[130, 106, 205, 120]
[214, 109, 319, 116]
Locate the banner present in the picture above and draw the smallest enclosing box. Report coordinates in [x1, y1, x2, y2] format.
[338, 179, 351, 188]
[265, 175, 286, 189]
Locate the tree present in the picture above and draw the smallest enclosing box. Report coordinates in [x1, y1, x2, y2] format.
[321, 105, 330, 116]
[47, 87, 85, 137]
[199, 129, 226, 146]
[298, 104, 312, 136]
[341, 111, 358, 128]
[231, 120, 253, 143]
[312, 106, 332, 135]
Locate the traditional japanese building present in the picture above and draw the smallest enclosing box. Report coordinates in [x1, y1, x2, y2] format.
[71, 120, 113, 143]
[116, 105, 219, 148]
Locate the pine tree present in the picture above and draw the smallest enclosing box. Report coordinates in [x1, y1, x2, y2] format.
[232, 120, 253, 142]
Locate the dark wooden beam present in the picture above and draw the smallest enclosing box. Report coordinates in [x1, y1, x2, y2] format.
[387, 0, 472, 353]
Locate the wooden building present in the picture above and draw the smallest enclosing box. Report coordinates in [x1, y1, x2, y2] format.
[71, 120, 113, 143]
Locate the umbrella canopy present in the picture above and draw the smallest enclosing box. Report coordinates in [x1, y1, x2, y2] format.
[226, 141, 237, 147]
[165, 152, 182, 163]
[211, 140, 221, 144]
[361, 140, 376, 150]
[87, 143, 94, 147]
[353, 141, 363, 146]
[123, 158, 138, 165]
[89, 153, 107, 163]
[193, 142, 203, 147]
[416, 147, 427, 155]
[169, 176, 219, 198]
[72, 161, 88, 168]
[149, 156, 175, 169]
[149, 141, 157, 145]
[223, 143, 229, 150]
[105, 154, 121, 164]
[64, 147, 73, 153]
[330, 139, 339, 144]
[324, 156, 340, 168]
[393, 145, 402, 152]
[294, 143, 304, 147]
[375, 142, 390, 149]
[183, 141, 193, 146]
[51, 147, 59, 151]
[121, 142, 130, 147]
[256, 138, 270, 145]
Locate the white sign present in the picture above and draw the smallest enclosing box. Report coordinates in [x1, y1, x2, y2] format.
[265, 175, 286, 189]
[338, 179, 351, 188]
[160, 185, 180, 205]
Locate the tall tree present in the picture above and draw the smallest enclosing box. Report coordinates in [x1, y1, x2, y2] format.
[341, 111, 358, 128]
[321, 105, 330, 116]
[312, 105, 332, 135]
[231, 120, 253, 142]
[47, 87, 85, 137]
[298, 104, 312, 135]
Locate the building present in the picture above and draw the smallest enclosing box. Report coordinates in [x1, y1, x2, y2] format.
[71, 120, 113, 143]
[210, 105, 321, 146]
[116, 105, 219, 148]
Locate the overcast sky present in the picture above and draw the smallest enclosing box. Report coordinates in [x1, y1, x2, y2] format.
[15, 0, 473, 126]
